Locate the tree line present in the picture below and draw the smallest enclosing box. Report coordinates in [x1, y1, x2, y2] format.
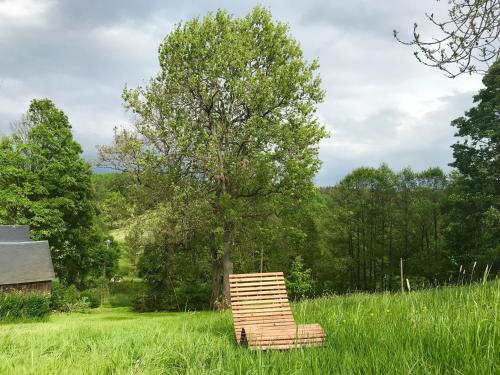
[320, 166, 449, 291]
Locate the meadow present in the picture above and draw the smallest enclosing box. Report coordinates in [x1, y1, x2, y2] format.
[0, 280, 498, 374]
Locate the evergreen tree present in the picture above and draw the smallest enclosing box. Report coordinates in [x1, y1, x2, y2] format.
[0, 99, 116, 285]
[446, 60, 500, 272]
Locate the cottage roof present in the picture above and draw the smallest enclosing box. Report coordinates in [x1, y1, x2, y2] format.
[0, 241, 55, 285]
[0, 225, 30, 242]
[0, 225, 55, 285]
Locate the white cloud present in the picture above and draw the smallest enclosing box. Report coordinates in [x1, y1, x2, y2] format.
[89, 21, 167, 64]
[315, 91, 474, 184]
[0, 0, 54, 27]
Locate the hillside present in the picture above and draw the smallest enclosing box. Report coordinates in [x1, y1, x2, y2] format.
[1, 280, 498, 374]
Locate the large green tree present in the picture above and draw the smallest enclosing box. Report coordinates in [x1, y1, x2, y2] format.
[99, 7, 326, 306]
[0, 99, 114, 285]
[445, 60, 500, 272]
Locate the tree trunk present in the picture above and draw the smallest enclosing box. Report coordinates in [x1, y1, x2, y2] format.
[209, 234, 222, 309]
[433, 208, 438, 258]
[222, 224, 233, 308]
[388, 219, 393, 289]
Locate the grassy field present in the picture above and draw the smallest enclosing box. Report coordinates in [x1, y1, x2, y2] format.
[0, 280, 498, 375]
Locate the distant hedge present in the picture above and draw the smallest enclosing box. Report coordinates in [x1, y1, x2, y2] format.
[0, 291, 51, 321]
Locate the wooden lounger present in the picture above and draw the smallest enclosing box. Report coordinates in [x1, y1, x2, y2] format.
[229, 272, 326, 350]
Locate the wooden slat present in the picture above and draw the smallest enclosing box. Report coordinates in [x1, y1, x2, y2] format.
[245, 324, 324, 335]
[234, 312, 292, 317]
[234, 317, 295, 324]
[231, 295, 289, 303]
[232, 299, 288, 305]
[229, 278, 285, 288]
[230, 289, 288, 296]
[230, 285, 287, 293]
[249, 336, 325, 345]
[233, 303, 290, 315]
[232, 300, 289, 307]
[230, 289, 289, 297]
[235, 318, 293, 325]
[235, 321, 295, 329]
[250, 345, 322, 350]
[230, 285, 286, 289]
[248, 335, 325, 343]
[245, 326, 324, 334]
[248, 332, 325, 339]
[230, 272, 283, 278]
[234, 313, 292, 319]
[230, 277, 283, 282]
[234, 322, 295, 329]
[248, 333, 324, 340]
[231, 292, 289, 299]
[231, 296, 288, 307]
[233, 309, 292, 317]
[234, 308, 291, 314]
[250, 339, 324, 350]
[249, 334, 325, 340]
[231, 288, 288, 299]
[234, 318, 294, 326]
[234, 313, 292, 320]
[230, 276, 284, 283]
[248, 334, 326, 342]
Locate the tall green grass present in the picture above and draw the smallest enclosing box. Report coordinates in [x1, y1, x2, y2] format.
[0, 280, 498, 374]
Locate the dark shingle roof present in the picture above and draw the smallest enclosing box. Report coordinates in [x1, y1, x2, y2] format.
[0, 241, 55, 285]
[0, 225, 30, 242]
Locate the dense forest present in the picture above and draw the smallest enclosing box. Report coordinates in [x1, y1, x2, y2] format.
[0, 8, 498, 312]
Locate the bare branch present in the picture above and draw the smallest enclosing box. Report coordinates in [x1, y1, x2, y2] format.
[395, 0, 500, 78]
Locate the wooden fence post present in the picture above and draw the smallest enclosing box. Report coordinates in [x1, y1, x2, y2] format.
[400, 258, 404, 293]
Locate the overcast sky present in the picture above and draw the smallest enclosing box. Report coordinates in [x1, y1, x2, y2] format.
[0, 0, 483, 185]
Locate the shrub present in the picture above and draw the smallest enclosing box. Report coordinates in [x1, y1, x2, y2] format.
[79, 289, 100, 308]
[50, 280, 95, 312]
[110, 279, 144, 308]
[50, 281, 79, 311]
[175, 281, 211, 311]
[131, 280, 211, 312]
[0, 291, 50, 321]
[63, 298, 90, 313]
[286, 255, 314, 300]
[50, 280, 66, 311]
[132, 290, 169, 312]
[109, 293, 134, 307]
